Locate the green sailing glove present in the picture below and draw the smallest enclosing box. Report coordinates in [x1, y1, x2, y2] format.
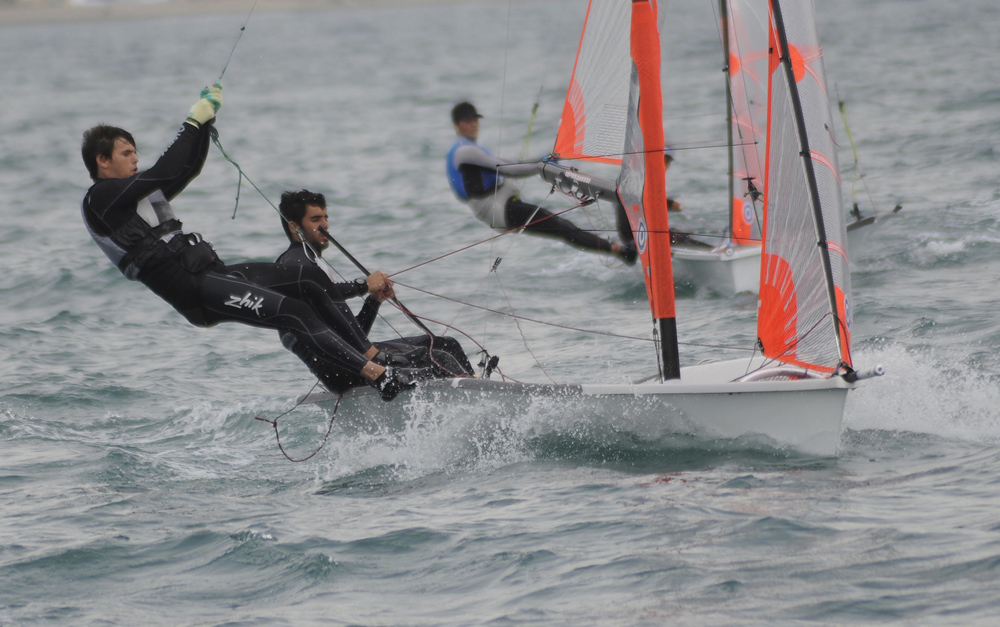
[186, 82, 223, 127]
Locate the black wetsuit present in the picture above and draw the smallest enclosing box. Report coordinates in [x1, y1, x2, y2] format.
[505, 197, 614, 253]
[81, 121, 375, 375]
[275, 242, 475, 392]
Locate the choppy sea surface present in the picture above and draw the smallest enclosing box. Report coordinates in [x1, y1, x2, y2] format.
[2, 0, 1000, 623]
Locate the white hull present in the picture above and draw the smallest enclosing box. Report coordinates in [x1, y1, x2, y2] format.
[671, 242, 761, 295]
[301, 359, 854, 456]
[670, 214, 878, 295]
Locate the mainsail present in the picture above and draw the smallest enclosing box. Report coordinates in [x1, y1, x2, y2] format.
[757, 0, 852, 372]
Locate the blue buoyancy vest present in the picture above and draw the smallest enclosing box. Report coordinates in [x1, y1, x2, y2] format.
[446, 138, 501, 200]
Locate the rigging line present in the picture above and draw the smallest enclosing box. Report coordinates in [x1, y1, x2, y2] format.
[489, 0, 516, 217]
[218, 0, 260, 83]
[394, 279, 654, 342]
[396, 279, 756, 352]
[255, 381, 342, 462]
[315, 226, 439, 342]
[482, 0, 520, 363]
[551, 141, 754, 163]
[494, 266, 557, 384]
[210, 131, 411, 341]
[314, 226, 475, 381]
[387, 201, 588, 278]
[518, 86, 544, 163]
[836, 88, 880, 215]
[438, 186, 565, 370]
[381, 299, 518, 383]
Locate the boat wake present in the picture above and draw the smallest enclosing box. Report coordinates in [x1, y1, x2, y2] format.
[845, 344, 1000, 444]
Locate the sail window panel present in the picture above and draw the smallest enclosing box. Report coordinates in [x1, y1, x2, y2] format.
[557, 0, 632, 162]
[589, 104, 629, 160]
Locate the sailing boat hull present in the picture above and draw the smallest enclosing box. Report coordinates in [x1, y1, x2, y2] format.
[670, 212, 877, 295]
[671, 242, 761, 294]
[300, 359, 853, 456]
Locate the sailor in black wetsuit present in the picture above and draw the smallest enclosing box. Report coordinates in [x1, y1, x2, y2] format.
[80, 83, 419, 401]
[274, 190, 475, 393]
[446, 101, 636, 264]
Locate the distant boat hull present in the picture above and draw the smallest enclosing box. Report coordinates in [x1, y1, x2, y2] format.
[671, 241, 761, 295]
[301, 358, 853, 456]
[671, 213, 878, 295]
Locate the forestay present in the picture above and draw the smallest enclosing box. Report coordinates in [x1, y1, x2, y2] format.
[757, 0, 852, 373]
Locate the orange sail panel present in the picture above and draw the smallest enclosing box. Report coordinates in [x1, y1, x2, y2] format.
[553, 0, 635, 164]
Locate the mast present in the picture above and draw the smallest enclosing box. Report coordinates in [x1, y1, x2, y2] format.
[722, 0, 736, 243]
[627, 0, 679, 380]
[768, 0, 846, 361]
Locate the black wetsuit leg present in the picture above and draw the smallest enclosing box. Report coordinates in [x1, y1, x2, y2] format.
[616, 201, 635, 243]
[379, 335, 475, 377]
[288, 333, 476, 393]
[223, 262, 372, 353]
[198, 271, 369, 374]
[505, 198, 613, 253]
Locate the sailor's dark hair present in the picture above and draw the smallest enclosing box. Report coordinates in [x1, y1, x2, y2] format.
[81, 124, 136, 181]
[279, 189, 327, 243]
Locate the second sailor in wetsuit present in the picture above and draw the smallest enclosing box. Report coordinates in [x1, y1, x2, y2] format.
[274, 189, 475, 393]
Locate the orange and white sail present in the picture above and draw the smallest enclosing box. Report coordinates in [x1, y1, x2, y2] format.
[757, 0, 852, 373]
[553, 0, 654, 164]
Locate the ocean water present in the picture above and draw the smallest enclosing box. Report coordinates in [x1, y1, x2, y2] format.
[2, 0, 1000, 624]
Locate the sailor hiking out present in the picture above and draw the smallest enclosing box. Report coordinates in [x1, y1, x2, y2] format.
[446, 101, 636, 264]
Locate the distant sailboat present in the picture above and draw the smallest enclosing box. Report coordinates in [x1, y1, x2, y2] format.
[305, 0, 882, 456]
[543, 0, 876, 295]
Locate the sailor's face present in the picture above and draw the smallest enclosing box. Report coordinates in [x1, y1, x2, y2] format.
[456, 117, 479, 140]
[293, 204, 329, 250]
[98, 138, 139, 179]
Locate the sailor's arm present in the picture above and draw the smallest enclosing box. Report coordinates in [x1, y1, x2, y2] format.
[117, 84, 222, 205]
[453, 144, 545, 178]
[324, 272, 393, 301]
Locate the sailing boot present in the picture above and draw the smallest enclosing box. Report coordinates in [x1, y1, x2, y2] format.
[371, 366, 435, 402]
[372, 350, 412, 368]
